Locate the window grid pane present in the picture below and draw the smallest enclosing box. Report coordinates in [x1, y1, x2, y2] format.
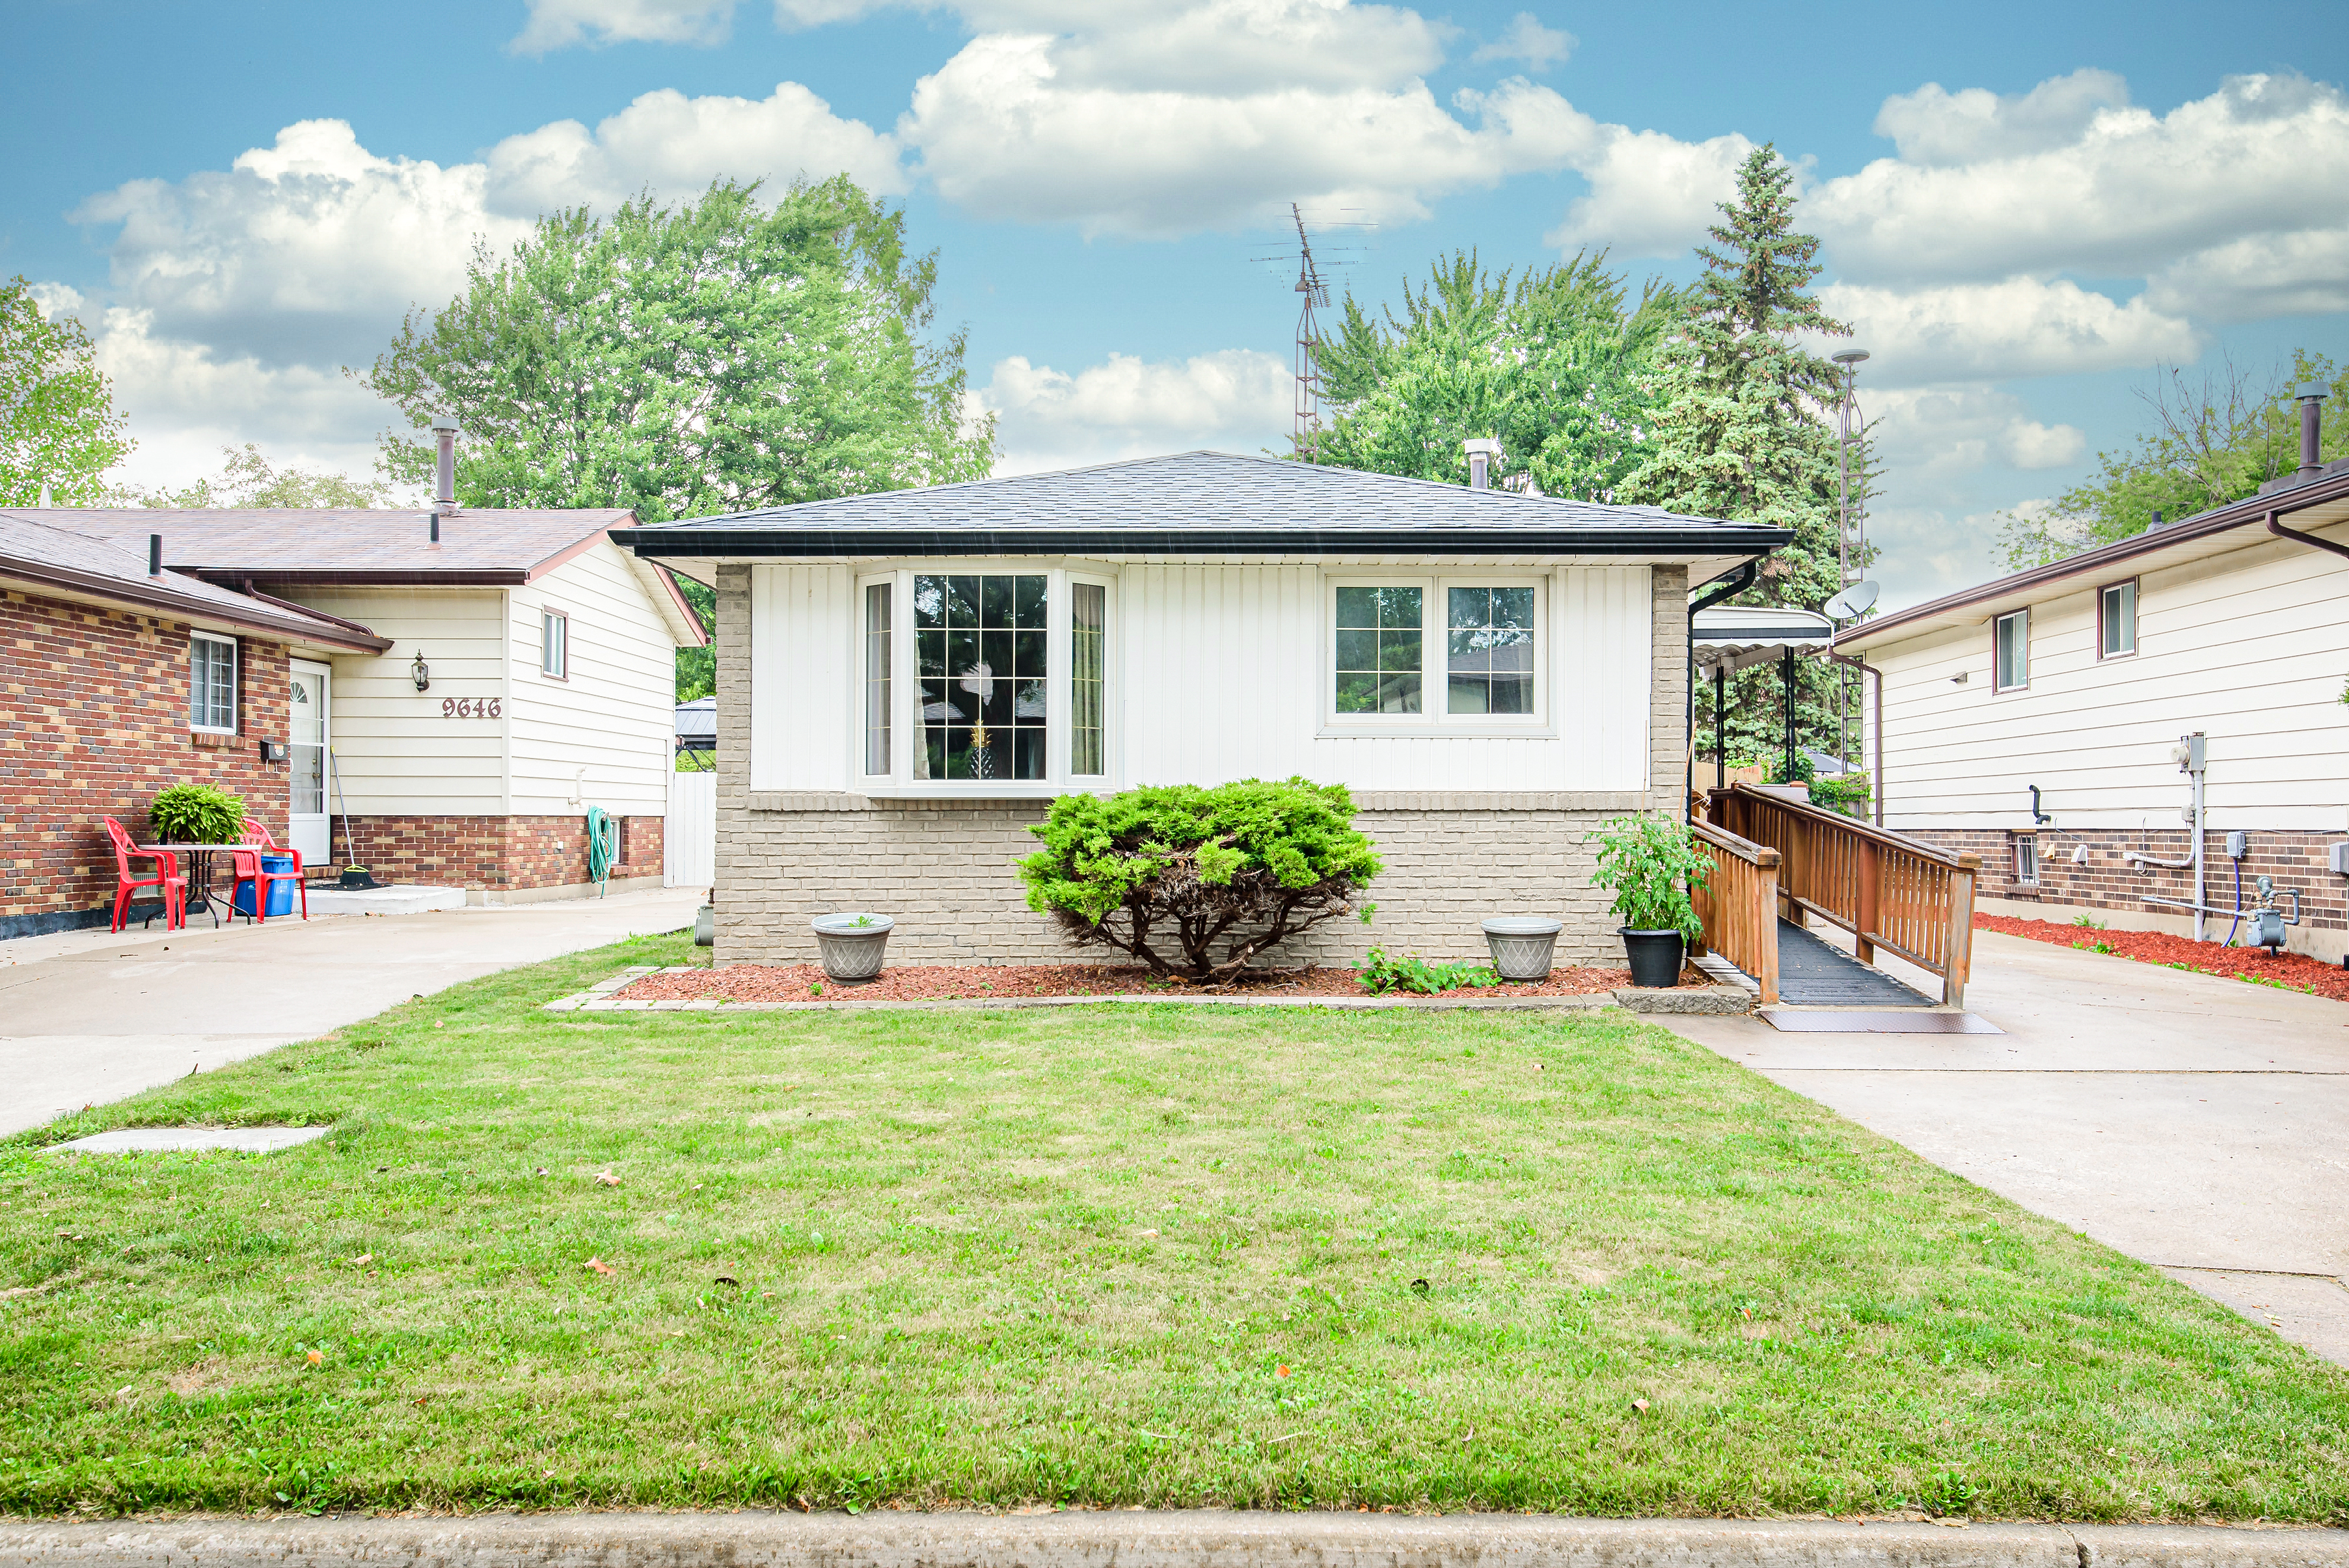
[914, 573, 1048, 781]
[1446, 585, 1536, 714]
[863, 583, 891, 775]
[191, 637, 236, 730]
[1334, 585, 1422, 714]
[1072, 582, 1105, 776]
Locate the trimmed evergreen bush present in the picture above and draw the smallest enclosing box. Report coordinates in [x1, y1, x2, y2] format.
[148, 783, 245, 845]
[1018, 778, 1382, 982]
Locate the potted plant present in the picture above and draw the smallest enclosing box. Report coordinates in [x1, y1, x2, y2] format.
[1586, 814, 1710, 989]
[148, 783, 245, 845]
[1480, 917, 1563, 981]
[811, 911, 894, 982]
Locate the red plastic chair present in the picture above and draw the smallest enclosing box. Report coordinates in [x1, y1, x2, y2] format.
[228, 817, 308, 923]
[104, 817, 185, 932]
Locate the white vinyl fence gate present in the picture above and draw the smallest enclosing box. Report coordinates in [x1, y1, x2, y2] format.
[665, 771, 716, 889]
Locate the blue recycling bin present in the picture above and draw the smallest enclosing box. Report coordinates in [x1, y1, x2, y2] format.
[233, 852, 297, 917]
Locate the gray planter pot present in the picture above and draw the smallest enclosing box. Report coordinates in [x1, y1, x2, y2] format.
[693, 904, 714, 947]
[812, 912, 894, 982]
[1481, 917, 1563, 982]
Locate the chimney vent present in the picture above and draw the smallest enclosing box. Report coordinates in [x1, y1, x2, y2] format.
[430, 416, 460, 514]
[1463, 437, 1503, 491]
[2296, 382, 2328, 481]
[148, 534, 162, 577]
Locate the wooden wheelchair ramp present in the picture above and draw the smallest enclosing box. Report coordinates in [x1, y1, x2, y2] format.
[1772, 917, 1932, 1006]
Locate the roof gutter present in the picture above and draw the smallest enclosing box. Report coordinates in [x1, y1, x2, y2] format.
[612, 524, 1795, 560]
[0, 554, 389, 653]
[2266, 505, 2349, 562]
[239, 579, 392, 647]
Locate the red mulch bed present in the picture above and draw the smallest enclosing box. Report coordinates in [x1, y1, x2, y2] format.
[1974, 913, 2349, 1003]
[614, 960, 1661, 1005]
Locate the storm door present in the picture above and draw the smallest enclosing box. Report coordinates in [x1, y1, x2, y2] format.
[288, 660, 331, 866]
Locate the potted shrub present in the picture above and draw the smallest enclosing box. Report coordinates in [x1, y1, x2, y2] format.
[811, 912, 893, 981]
[1586, 814, 1710, 989]
[148, 783, 245, 845]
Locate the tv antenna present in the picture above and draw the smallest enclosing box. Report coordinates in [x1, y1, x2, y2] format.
[1249, 206, 1375, 462]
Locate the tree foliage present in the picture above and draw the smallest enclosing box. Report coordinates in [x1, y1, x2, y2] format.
[1998, 352, 2348, 569]
[1018, 779, 1382, 983]
[1622, 146, 1873, 765]
[1310, 250, 1679, 500]
[364, 176, 995, 701]
[126, 444, 392, 508]
[0, 278, 133, 506]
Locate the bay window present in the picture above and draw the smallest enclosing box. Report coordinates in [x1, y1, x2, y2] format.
[1327, 576, 1545, 728]
[858, 566, 1112, 791]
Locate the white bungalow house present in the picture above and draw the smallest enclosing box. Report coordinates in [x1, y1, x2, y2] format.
[1837, 391, 2349, 960]
[616, 451, 1788, 967]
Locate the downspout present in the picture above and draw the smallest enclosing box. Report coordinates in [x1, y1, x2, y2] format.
[2266, 383, 2349, 560]
[1685, 560, 1760, 818]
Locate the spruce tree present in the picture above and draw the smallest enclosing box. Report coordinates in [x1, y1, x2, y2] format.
[1623, 145, 1872, 771]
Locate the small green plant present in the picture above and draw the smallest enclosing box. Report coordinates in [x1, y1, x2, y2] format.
[1586, 815, 1710, 941]
[1808, 771, 1871, 818]
[850, 914, 876, 928]
[147, 782, 245, 843]
[1355, 946, 1500, 995]
[1763, 751, 1818, 786]
[2071, 913, 2109, 929]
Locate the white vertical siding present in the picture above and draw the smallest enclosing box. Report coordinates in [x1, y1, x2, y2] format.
[666, 770, 716, 886]
[748, 563, 856, 792]
[283, 588, 508, 815]
[509, 540, 678, 815]
[1872, 535, 2349, 831]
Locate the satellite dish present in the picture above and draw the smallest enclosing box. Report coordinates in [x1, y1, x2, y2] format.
[1823, 580, 1880, 621]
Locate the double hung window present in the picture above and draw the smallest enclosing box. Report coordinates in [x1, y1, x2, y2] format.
[190, 632, 237, 733]
[2098, 580, 2138, 659]
[1993, 609, 2029, 692]
[1329, 576, 1544, 727]
[859, 567, 1111, 790]
[541, 609, 569, 679]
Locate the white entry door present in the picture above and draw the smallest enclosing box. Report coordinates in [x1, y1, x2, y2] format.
[288, 661, 331, 867]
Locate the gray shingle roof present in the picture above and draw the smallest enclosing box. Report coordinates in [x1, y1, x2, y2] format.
[614, 452, 1788, 559]
[0, 511, 391, 650]
[38, 507, 634, 582]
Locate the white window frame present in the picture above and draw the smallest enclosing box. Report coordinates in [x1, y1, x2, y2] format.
[2098, 578, 2138, 661]
[1321, 572, 1552, 736]
[854, 563, 1117, 798]
[541, 608, 569, 681]
[2013, 832, 2040, 887]
[1993, 608, 2030, 693]
[189, 630, 238, 735]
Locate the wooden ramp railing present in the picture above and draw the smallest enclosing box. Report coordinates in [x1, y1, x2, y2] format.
[1690, 818, 1780, 1005]
[1707, 783, 1981, 1008]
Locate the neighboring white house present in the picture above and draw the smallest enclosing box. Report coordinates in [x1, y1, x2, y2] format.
[1838, 416, 2349, 960]
[58, 506, 706, 901]
[617, 451, 1788, 967]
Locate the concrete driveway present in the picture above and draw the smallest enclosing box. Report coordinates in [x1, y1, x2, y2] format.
[1662, 929, 2349, 1366]
[0, 886, 701, 1137]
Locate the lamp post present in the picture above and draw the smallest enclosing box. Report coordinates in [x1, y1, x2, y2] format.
[1830, 349, 1869, 771]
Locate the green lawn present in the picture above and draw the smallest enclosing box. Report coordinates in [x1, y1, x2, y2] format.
[3, 931, 2345, 1521]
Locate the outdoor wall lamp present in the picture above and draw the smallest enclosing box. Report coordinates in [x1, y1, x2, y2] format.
[411, 649, 431, 692]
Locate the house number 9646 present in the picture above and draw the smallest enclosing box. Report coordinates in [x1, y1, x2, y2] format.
[442, 697, 503, 718]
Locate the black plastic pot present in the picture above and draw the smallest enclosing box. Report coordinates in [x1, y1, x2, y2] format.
[1618, 928, 1685, 989]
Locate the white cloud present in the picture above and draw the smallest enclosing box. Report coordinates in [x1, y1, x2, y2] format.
[1866, 504, 2017, 612]
[1867, 384, 2085, 478]
[2149, 225, 2349, 323]
[1544, 126, 1754, 258]
[1821, 277, 2201, 386]
[1816, 72, 2349, 285]
[513, 0, 740, 51]
[1871, 68, 2129, 166]
[484, 83, 904, 216]
[979, 348, 1290, 470]
[1471, 12, 1572, 72]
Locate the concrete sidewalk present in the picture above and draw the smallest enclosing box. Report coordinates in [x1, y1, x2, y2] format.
[3, 1511, 2343, 1568]
[0, 886, 701, 1137]
[1662, 928, 2349, 1366]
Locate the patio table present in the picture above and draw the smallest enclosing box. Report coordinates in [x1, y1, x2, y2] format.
[139, 843, 258, 929]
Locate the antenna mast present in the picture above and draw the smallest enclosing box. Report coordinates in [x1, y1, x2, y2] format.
[1291, 202, 1329, 461]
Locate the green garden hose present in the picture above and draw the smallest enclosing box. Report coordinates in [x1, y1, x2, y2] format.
[585, 806, 618, 897]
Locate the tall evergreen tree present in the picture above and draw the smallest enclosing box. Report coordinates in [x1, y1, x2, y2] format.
[1309, 250, 1679, 500]
[1623, 146, 1873, 768]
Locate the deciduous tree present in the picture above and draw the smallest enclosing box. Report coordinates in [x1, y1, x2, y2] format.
[0, 278, 133, 506]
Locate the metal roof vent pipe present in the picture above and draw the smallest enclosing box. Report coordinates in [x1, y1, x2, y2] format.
[149, 534, 162, 577]
[2296, 382, 2328, 481]
[1464, 437, 1502, 491]
[430, 415, 460, 515]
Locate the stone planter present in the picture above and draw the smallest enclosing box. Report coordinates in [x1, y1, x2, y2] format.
[693, 904, 714, 947]
[1618, 928, 1686, 990]
[1480, 917, 1563, 982]
[812, 912, 894, 982]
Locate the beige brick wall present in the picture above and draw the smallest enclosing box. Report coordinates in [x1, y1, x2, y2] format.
[709, 560, 1697, 970]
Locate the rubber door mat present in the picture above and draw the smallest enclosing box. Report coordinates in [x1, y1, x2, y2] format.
[1757, 1010, 2005, 1034]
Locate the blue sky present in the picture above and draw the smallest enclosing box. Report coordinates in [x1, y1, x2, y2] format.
[7, 0, 2345, 606]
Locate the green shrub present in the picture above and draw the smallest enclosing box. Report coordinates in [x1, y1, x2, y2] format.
[1808, 771, 1872, 818]
[148, 783, 245, 844]
[1018, 778, 1382, 982]
[1763, 751, 1817, 786]
[1586, 814, 1710, 941]
[1355, 947, 1499, 995]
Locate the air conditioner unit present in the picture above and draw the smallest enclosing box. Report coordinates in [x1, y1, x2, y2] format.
[2331, 841, 2349, 876]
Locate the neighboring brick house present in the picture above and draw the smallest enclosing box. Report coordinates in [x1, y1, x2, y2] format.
[614, 450, 1788, 968]
[7, 503, 706, 926]
[0, 512, 390, 939]
[1838, 389, 2349, 961]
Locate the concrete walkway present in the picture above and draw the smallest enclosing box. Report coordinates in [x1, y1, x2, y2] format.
[0, 886, 701, 1137]
[1663, 927, 2349, 1366]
